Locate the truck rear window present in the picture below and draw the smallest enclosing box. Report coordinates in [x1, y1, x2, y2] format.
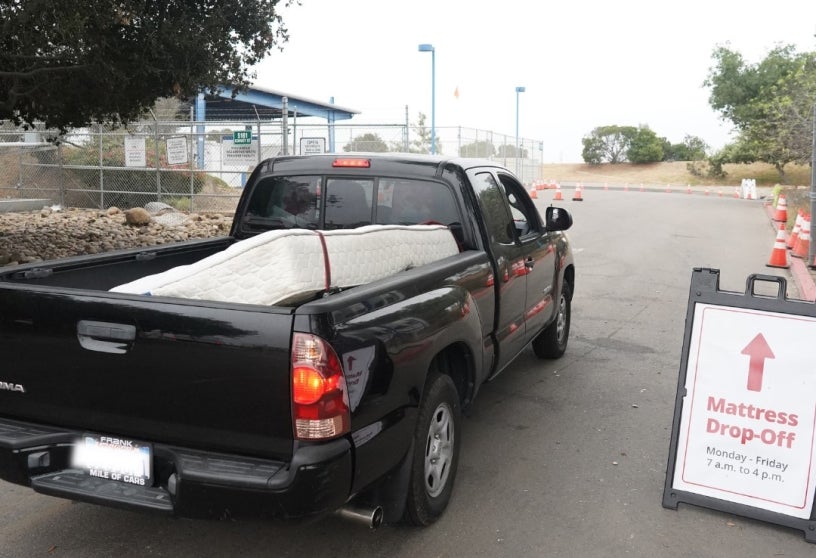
[242, 175, 460, 235]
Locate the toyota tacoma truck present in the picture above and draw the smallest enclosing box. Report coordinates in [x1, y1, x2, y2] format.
[0, 153, 574, 528]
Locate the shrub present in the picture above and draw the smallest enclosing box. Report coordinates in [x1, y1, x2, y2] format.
[61, 136, 205, 209]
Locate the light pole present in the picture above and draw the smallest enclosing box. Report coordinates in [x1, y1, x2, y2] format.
[515, 86, 525, 175]
[418, 44, 436, 154]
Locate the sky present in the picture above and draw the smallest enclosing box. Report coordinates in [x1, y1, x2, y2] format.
[253, 0, 816, 163]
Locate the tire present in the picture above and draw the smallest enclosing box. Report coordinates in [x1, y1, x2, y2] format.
[532, 281, 572, 359]
[403, 372, 462, 526]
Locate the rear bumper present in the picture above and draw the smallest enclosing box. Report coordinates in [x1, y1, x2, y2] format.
[0, 416, 352, 520]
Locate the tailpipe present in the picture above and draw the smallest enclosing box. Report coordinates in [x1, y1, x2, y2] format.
[335, 504, 384, 529]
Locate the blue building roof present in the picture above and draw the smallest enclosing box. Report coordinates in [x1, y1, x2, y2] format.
[198, 85, 359, 122]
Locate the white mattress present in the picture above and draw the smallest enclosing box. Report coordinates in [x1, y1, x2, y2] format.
[110, 225, 459, 305]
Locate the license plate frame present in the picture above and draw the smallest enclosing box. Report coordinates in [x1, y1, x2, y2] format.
[71, 434, 153, 487]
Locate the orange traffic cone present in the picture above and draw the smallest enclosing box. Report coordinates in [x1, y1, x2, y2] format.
[686, 184, 692, 194]
[572, 184, 584, 201]
[792, 215, 811, 259]
[529, 187, 538, 199]
[624, 183, 630, 192]
[553, 184, 563, 201]
[666, 184, 672, 193]
[772, 195, 788, 222]
[787, 210, 803, 249]
[767, 223, 790, 269]
[604, 182, 609, 191]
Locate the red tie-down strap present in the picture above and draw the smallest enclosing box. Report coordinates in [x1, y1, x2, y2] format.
[315, 231, 332, 292]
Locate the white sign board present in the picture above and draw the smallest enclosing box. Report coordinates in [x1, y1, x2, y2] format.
[300, 137, 326, 155]
[124, 136, 146, 168]
[165, 137, 188, 166]
[673, 303, 816, 519]
[222, 138, 258, 166]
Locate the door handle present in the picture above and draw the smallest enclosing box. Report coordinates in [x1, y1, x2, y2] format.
[77, 320, 136, 354]
[524, 257, 535, 269]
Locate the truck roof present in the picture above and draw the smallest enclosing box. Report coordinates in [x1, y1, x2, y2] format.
[258, 153, 512, 179]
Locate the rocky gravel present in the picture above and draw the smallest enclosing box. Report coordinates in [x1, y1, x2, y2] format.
[0, 205, 233, 267]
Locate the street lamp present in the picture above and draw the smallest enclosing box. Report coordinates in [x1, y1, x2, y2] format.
[418, 43, 436, 155]
[515, 86, 525, 175]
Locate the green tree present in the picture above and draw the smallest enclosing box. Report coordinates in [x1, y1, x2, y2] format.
[343, 133, 389, 152]
[206, 128, 237, 144]
[705, 44, 816, 182]
[581, 125, 638, 164]
[496, 144, 528, 158]
[0, 0, 293, 131]
[665, 135, 708, 161]
[410, 112, 441, 154]
[627, 127, 664, 163]
[459, 140, 496, 158]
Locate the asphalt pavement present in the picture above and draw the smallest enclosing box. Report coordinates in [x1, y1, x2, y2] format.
[2, 188, 816, 557]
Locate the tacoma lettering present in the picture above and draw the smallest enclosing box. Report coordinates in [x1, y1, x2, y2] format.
[0, 381, 25, 393]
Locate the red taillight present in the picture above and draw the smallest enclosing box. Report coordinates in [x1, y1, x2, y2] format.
[332, 158, 370, 168]
[291, 333, 350, 440]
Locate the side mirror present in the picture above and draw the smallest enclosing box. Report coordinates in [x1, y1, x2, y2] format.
[545, 206, 573, 231]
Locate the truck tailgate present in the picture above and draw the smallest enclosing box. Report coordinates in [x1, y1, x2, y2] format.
[0, 287, 295, 460]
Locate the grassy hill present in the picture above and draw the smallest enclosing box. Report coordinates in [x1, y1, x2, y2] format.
[539, 161, 813, 188]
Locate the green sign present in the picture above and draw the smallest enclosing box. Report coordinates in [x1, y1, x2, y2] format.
[233, 130, 252, 145]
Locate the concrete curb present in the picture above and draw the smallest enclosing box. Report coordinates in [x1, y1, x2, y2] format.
[0, 199, 50, 213]
[764, 204, 816, 302]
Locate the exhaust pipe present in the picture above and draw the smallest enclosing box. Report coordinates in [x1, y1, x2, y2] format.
[335, 504, 384, 529]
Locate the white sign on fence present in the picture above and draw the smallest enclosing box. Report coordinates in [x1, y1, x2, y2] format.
[672, 303, 816, 519]
[165, 137, 188, 166]
[124, 136, 146, 168]
[300, 137, 326, 155]
[222, 137, 258, 166]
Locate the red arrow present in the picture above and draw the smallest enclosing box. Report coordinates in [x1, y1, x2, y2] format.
[740, 333, 775, 392]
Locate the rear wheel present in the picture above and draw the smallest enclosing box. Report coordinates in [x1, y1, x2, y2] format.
[532, 282, 571, 359]
[403, 372, 461, 526]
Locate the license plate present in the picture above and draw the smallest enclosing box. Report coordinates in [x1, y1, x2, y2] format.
[71, 434, 152, 486]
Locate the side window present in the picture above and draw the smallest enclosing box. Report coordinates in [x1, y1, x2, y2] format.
[245, 175, 320, 229]
[470, 172, 514, 245]
[497, 173, 540, 238]
[324, 178, 374, 230]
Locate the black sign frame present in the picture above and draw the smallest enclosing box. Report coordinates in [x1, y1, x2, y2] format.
[663, 268, 816, 542]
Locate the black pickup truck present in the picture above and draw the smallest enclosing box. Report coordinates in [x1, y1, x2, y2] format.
[0, 153, 574, 528]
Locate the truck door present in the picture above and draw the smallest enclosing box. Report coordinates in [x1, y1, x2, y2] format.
[469, 171, 530, 370]
[495, 172, 557, 345]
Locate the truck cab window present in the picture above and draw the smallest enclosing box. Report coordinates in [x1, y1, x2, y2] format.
[470, 172, 514, 245]
[380, 179, 460, 226]
[497, 174, 540, 238]
[324, 179, 374, 230]
[244, 176, 320, 230]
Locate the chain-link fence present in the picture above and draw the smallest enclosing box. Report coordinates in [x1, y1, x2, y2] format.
[0, 117, 545, 213]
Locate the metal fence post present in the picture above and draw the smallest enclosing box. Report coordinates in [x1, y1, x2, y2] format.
[150, 109, 161, 202]
[99, 126, 105, 208]
[189, 106, 195, 212]
[281, 97, 289, 155]
[57, 142, 65, 207]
